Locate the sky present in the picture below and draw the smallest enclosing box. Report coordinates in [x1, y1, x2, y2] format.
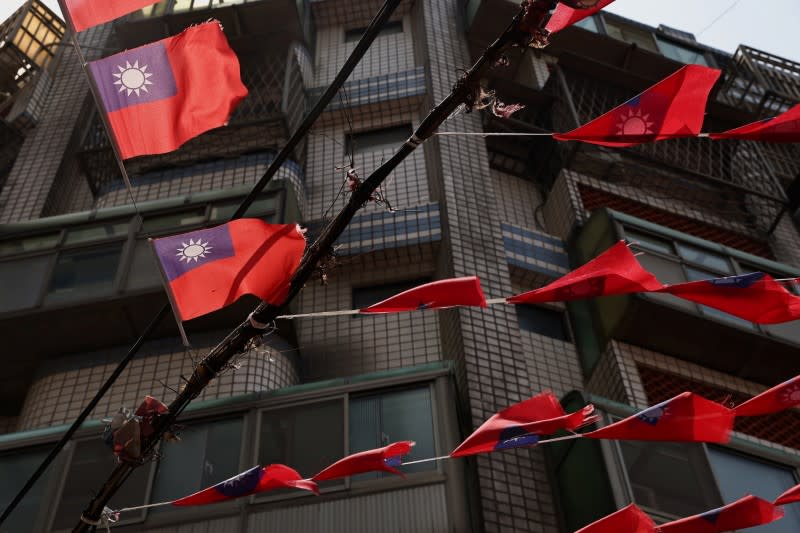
[0, 0, 798, 62]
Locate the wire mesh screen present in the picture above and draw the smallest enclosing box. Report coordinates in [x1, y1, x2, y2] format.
[545, 66, 787, 234]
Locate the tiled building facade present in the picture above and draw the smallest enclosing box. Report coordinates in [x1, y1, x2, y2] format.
[1, 0, 799, 532]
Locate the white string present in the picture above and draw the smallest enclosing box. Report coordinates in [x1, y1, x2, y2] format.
[114, 501, 174, 514]
[277, 309, 361, 320]
[401, 454, 452, 466]
[434, 132, 554, 137]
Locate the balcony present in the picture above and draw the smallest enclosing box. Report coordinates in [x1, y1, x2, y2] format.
[570, 208, 800, 385]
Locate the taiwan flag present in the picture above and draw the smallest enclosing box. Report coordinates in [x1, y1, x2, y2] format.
[507, 241, 663, 305]
[450, 392, 598, 457]
[734, 375, 800, 417]
[88, 21, 248, 159]
[172, 464, 318, 506]
[661, 272, 800, 324]
[60, 0, 159, 32]
[658, 495, 783, 533]
[711, 104, 800, 143]
[312, 442, 415, 481]
[585, 392, 734, 443]
[545, 0, 616, 35]
[775, 484, 800, 505]
[360, 277, 487, 313]
[151, 219, 306, 322]
[554, 65, 721, 147]
[575, 504, 655, 533]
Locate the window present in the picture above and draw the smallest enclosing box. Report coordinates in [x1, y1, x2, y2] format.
[516, 304, 571, 341]
[346, 125, 413, 156]
[141, 208, 206, 235]
[350, 387, 436, 479]
[0, 255, 50, 312]
[618, 440, 720, 519]
[656, 38, 709, 66]
[258, 399, 346, 493]
[124, 240, 162, 291]
[150, 418, 243, 512]
[64, 221, 130, 246]
[0, 232, 59, 257]
[352, 278, 431, 309]
[0, 448, 54, 532]
[603, 19, 659, 53]
[624, 226, 800, 341]
[44, 244, 124, 304]
[707, 447, 800, 533]
[574, 16, 599, 33]
[51, 439, 152, 530]
[344, 20, 403, 43]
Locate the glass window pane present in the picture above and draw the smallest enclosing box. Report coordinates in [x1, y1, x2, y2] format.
[656, 38, 709, 66]
[574, 16, 598, 33]
[344, 20, 403, 42]
[0, 233, 60, 257]
[64, 221, 130, 245]
[676, 243, 733, 274]
[765, 321, 800, 345]
[210, 196, 277, 222]
[707, 447, 800, 533]
[52, 439, 151, 529]
[619, 440, 721, 518]
[625, 230, 674, 255]
[349, 387, 436, 478]
[516, 305, 570, 341]
[141, 209, 206, 234]
[0, 255, 50, 312]
[346, 125, 412, 155]
[635, 253, 695, 311]
[258, 400, 344, 491]
[45, 244, 123, 304]
[125, 240, 162, 291]
[150, 418, 243, 512]
[0, 448, 54, 533]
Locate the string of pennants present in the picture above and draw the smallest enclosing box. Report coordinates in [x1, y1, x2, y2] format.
[105, 378, 800, 533]
[58, 0, 800, 166]
[149, 229, 800, 329]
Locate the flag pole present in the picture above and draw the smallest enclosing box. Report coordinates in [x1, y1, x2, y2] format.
[57, 8, 145, 223]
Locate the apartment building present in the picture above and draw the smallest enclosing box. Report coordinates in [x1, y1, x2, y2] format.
[0, 0, 798, 531]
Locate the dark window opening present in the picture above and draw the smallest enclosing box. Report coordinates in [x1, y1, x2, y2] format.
[515, 304, 571, 341]
[344, 20, 403, 43]
[346, 124, 413, 156]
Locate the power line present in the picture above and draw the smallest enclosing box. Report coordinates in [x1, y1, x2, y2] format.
[70, 5, 532, 530]
[697, 0, 742, 36]
[0, 0, 405, 527]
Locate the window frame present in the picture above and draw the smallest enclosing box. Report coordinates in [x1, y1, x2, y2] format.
[601, 407, 800, 525]
[618, 223, 800, 342]
[515, 302, 573, 342]
[46, 435, 158, 531]
[343, 20, 404, 43]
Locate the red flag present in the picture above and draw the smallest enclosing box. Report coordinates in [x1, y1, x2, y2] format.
[545, 0, 616, 34]
[711, 104, 800, 142]
[553, 65, 721, 147]
[775, 484, 800, 505]
[658, 495, 783, 533]
[450, 392, 598, 457]
[585, 392, 734, 443]
[151, 220, 306, 321]
[60, 0, 158, 32]
[506, 241, 663, 304]
[660, 272, 800, 324]
[734, 375, 800, 417]
[312, 441, 415, 481]
[360, 277, 487, 313]
[172, 464, 318, 506]
[575, 504, 655, 533]
[88, 21, 248, 159]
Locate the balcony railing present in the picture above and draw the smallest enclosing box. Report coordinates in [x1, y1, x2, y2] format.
[541, 66, 790, 234]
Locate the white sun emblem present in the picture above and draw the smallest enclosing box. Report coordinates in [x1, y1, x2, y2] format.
[113, 60, 153, 96]
[779, 380, 800, 405]
[176, 238, 213, 263]
[617, 108, 655, 136]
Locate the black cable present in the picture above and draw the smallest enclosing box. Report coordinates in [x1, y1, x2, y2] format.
[0, 0, 404, 527]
